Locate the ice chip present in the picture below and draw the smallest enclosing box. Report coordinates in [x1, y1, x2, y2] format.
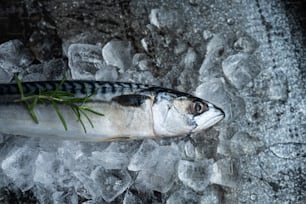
[209, 158, 239, 187]
[102, 40, 133, 70]
[91, 167, 132, 202]
[178, 159, 213, 192]
[222, 53, 261, 89]
[68, 44, 103, 80]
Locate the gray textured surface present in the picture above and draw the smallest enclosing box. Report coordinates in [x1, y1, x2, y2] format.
[0, 0, 305, 203]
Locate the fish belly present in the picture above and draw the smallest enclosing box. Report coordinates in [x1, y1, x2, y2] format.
[0, 101, 155, 141]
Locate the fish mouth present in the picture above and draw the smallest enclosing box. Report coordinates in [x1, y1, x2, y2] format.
[202, 113, 225, 128]
[193, 106, 225, 132]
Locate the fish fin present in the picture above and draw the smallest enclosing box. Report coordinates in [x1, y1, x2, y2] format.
[112, 94, 150, 107]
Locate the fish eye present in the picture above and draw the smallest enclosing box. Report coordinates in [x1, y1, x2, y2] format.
[191, 101, 208, 115]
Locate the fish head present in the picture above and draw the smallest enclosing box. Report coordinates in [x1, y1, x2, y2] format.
[151, 90, 225, 137]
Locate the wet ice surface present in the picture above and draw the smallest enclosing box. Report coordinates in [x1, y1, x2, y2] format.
[1, 0, 306, 203]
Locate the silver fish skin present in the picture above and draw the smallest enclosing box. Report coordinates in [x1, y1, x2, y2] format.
[0, 81, 225, 141]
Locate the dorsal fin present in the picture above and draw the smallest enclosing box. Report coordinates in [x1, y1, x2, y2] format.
[112, 94, 150, 107]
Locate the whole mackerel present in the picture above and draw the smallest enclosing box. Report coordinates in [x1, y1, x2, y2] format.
[0, 81, 225, 141]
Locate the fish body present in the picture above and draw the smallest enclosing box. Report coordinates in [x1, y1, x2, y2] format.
[0, 81, 225, 141]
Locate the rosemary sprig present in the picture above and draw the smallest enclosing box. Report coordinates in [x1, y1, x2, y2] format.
[14, 76, 104, 133]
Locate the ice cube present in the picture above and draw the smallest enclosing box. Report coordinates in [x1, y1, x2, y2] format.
[62, 32, 99, 57]
[128, 140, 160, 171]
[0, 68, 12, 83]
[230, 132, 263, 156]
[195, 77, 245, 122]
[102, 40, 133, 70]
[178, 159, 213, 192]
[222, 53, 261, 89]
[90, 166, 132, 202]
[129, 71, 158, 85]
[95, 65, 119, 81]
[174, 41, 188, 55]
[166, 188, 200, 204]
[134, 146, 180, 193]
[184, 140, 196, 159]
[181, 47, 198, 69]
[123, 191, 143, 204]
[32, 184, 52, 203]
[233, 33, 259, 54]
[209, 158, 239, 187]
[132, 53, 155, 71]
[129, 141, 180, 193]
[68, 44, 103, 80]
[52, 188, 78, 204]
[28, 31, 62, 62]
[73, 171, 100, 200]
[199, 34, 231, 78]
[0, 39, 34, 68]
[91, 141, 140, 170]
[33, 151, 57, 186]
[192, 128, 220, 160]
[22, 73, 47, 82]
[43, 59, 69, 80]
[149, 9, 183, 31]
[1, 145, 38, 191]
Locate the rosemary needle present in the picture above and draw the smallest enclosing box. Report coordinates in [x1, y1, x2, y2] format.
[14, 76, 104, 133]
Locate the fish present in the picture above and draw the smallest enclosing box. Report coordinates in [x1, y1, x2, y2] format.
[0, 81, 225, 141]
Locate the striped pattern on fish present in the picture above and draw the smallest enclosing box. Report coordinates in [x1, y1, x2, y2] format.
[0, 81, 150, 103]
[0, 81, 225, 141]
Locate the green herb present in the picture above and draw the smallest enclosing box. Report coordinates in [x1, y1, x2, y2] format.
[14, 76, 104, 133]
